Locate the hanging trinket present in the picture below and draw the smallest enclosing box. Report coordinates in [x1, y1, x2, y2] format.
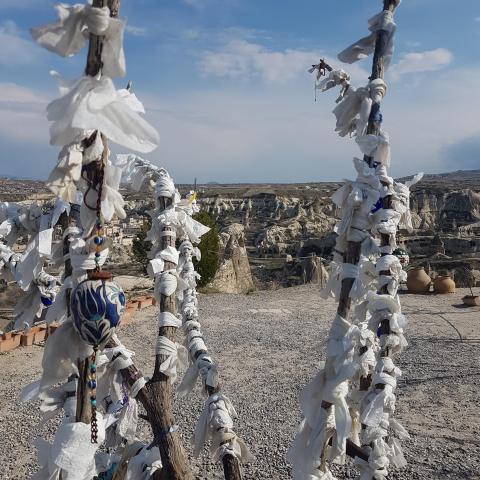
[393, 247, 410, 268]
[70, 277, 126, 346]
[71, 139, 125, 442]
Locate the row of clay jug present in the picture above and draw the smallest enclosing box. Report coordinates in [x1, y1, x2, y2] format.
[406, 267, 456, 294]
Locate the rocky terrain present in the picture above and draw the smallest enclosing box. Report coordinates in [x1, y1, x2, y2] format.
[194, 170, 480, 288]
[1, 169, 480, 289]
[0, 286, 479, 479]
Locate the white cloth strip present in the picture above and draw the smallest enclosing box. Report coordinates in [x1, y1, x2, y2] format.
[155, 336, 188, 383]
[159, 311, 182, 328]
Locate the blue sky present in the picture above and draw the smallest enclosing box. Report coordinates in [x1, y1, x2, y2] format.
[0, 0, 479, 183]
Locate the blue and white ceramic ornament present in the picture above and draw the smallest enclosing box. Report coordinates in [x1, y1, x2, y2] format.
[71, 278, 126, 346]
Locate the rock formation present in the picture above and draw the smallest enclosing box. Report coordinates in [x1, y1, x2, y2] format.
[207, 223, 255, 294]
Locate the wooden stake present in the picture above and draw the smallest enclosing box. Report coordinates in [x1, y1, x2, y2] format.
[71, 0, 120, 432]
[141, 196, 194, 480]
[322, 0, 401, 466]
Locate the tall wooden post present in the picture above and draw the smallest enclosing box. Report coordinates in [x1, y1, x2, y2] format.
[141, 195, 194, 480]
[79, 2, 192, 477]
[320, 0, 401, 468]
[360, 0, 400, 390]
[74, 0, 121, 428]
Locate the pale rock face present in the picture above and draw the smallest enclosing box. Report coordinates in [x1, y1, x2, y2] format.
[207, 223, 254, 294]
[410, 189, 480, 231]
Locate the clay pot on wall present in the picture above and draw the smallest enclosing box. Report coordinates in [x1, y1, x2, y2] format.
[433, 275, 456, 294]
[407, 267, 431, 294]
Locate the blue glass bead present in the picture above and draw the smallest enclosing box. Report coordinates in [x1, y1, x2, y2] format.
[371, 199, 383, 213]
[95, 252, 101, 258]
[41, 296, 53, 307]
[94, 236, 104, 245]
[88, 380, 97, 389]
[377, 327, 382, 337]
[91, 399, 97, 407]
[90, 364, 97, 372]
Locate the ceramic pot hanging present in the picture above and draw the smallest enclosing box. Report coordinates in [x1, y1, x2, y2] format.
[71, 277, 126, 346]
[393, 247, 409, 268]
[406, 267, 431, 294]
[433, 275, 456, 294]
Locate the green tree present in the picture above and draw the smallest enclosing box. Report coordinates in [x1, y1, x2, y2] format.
[131, 219, 152, 269]
[193, 211, 220, 287]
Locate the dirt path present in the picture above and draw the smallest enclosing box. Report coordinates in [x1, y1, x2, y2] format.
[0, 286, 478, 479]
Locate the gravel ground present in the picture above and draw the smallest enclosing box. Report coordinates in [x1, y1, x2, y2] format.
[0, 285, 479, 480]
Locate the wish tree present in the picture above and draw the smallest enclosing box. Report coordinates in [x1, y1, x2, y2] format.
[0, 1, 251, 479]
[289, 1, 423, 479]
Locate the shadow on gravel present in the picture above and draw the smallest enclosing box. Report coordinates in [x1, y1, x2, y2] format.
[402, 372, 480, 386]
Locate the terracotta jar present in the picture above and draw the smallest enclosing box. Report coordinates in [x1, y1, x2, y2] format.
[433, 275, 456, 294]
[407, 267, 431, 294]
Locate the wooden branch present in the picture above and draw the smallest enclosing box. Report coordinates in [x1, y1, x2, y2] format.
[74, 0, 121, 433]
[222, 456, 242, 480]
[144, 197, 193, 480]
[322, 0, 402, 469]
[76, 358, 92, 423]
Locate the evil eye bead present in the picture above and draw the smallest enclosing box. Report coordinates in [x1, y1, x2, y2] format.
[70, 279, 126, 347]
[41, 296, 53, 307]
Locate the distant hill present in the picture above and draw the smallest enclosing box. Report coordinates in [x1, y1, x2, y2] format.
[1, 169, 480, 203]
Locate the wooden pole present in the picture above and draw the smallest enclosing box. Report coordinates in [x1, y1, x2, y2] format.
[74, 0, 120, 428]
[81, 2, 191, 477]
[360, 0, 400, 390]
[142, 196, 194, 480]
[321, 0, 401, 465]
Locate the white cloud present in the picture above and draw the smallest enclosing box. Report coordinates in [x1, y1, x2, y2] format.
[0, 20, 42, 66]
[181, 0, 210, 9]
[404, 40, 421, 48]
[0, 82, 49, 144]
[136, 65, 480, 183]
[199, 39, 367, 84]
[389, 48, 453, 81]
[125, 25, 149, 37]
[2, 67, 480, 184]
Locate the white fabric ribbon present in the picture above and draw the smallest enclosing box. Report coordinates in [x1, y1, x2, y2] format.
[193, 394, 251, 463]
[392, 172, 424, 231]
[157, 270, 178, 296]
[159, 311, 183, 328]
[356, 130, 391, 167]
[177, 352, 217, 398]
[316, 69, 351, 103]
[70, 238, 109, 272]
[36, 320, 93, 393]
[34, 414, 106, 480]
[31, 4, 126, 77]
[155, 336, 188, 382]
[155, 169, 176, 198]
[338, 9, 398, 70]
[47, 75, 159, 153]
[124, 446, 162, 480]
[47, 143, 83, 203]
[332, 86, 370, 137]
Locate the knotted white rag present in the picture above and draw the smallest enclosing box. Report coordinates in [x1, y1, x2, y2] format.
[124, 446, 162, 480]
[34, 414, 106, 480]
[31, 3, 126, 77]
[47, 75, 159, 153]
[155, 336, 188, 383]
[338, 8, 398, 70]
[194, 394, 252, 463]
[177, 353, 217, 398]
